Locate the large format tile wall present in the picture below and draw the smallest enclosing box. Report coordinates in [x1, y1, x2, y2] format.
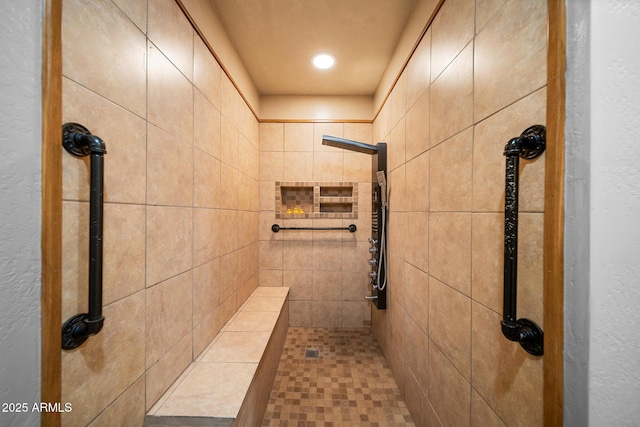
[371, 0, 547, 425]
[258, 122, 374, 328]
[60, 0, 259, 425]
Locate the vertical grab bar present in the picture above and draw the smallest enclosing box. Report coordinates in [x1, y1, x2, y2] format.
[501, 125, 545, 356]
[61, 123, 107, 350]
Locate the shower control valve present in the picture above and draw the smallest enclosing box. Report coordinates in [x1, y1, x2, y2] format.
[368, 238, 378, 245]
[369, 258, 378, 266]
[369, 247, 378, 254]
[369, 271, 378, 279]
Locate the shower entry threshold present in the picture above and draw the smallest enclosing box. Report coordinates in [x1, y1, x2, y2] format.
[145, 287, 289, 427]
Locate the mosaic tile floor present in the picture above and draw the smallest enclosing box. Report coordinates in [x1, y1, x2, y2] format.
[262, 327, 415, 427]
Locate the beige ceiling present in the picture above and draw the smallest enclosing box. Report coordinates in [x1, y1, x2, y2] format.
[209, 0, 417, 96]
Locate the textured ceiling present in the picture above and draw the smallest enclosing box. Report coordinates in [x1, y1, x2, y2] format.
[209, 0, 417, 96]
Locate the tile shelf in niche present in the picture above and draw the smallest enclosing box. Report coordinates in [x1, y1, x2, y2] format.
[275, 181, 358, 219]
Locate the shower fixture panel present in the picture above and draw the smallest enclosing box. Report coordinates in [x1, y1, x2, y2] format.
[322, 135, 387, 309]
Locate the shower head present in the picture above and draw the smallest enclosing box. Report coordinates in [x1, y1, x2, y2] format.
[376, 171, 387, 207]
[322, 135, 378, 155]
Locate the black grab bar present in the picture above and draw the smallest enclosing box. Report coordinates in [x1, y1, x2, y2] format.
[501, 125, 545, 356]
[61, 123, 107, 350]
[271, 224, 357, 233]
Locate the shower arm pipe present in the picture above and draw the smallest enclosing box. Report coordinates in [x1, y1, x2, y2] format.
[271, 224, 357, 233]
[61, 123, 107, 350]
[501, 125, 545, 356]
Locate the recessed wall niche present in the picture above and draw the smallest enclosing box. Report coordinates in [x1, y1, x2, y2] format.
[275, 181, 358, 219]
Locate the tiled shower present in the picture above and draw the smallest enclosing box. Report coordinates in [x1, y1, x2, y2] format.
[60, 0, 547, 425]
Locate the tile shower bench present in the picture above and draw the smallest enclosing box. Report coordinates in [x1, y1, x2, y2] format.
[145, 287, 290, 427]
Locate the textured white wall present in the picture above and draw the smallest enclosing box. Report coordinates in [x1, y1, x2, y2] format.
[0, 0, 42, 426]
[566, 0, 640, 425]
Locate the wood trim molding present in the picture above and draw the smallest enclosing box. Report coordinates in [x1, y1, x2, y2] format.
[41, 0, 63, 426]
[544, 0, 566, 425]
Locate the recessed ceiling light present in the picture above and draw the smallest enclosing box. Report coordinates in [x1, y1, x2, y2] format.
[312, 53, 335, 69]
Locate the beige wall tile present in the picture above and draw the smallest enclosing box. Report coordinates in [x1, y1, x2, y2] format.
[312, 301, 341, 327]
[476, 0, 508, 34]
[61, 291, 145, 427]
[404, 263, 428, 334]
[390, 73, 407, 128]
[238, 135, 255, 177]
[193, 35, 221, 109]
[148, 0, 193, 80]
[146, 206, 193, 286]
[313, 152, 343, 181]
[289, 300, 313, 326]
[312, 241, 342, 271]
[388, 164, 406, 213]
[217, 209, 238, 256]
[429, 277, 471, 380]
[406, 28, 431, 110]
[193, 259, 220, 326]
[88, 377, 145, 427]
[62, 0, 146, 117]
[430, 43, 473, 146]
[221, 75, 239, 126]
[260, 151, 284, 181]
[405, 89, 430, 160]
[103, 203, 145, 305]
[284, 122, 314, 152]
[342, 241, 370, 272]
[430, 127, 473, 212]
[194, 150, 220, 209]
[388, 117, 406, 172]
[62, 78, 147, 204]
[145, 272, 193, 368]
[387, 212, 405, 260]
[147, 43, 193, 144]
[404, 212, 429, 272]
[404, 367, 436, 427]
[220, 251, 239, 302]
[145, 334, 192, 410]
[283, 152, 314, 181]
[343, 151, 372, 182]
[341, 270, 369, 301]
[147, 125, 193, 207]
[259, 240, 283, 272]
[194, 90, 221, 159]
[220, 163, 240, 210]
[259, 123, 284, 152]
[429, 212, 472, 296]
[313, 270, 342, 301]
[516, 213, 544, 325]
[405, 151, 429, 212]
[193, 208, 218, 267]
[428, 343, 471, 427]
[282, 270, 313, 301]
[221, 115, 239, 168]
[341, 301, 371, 327]
[431, 0, 475, 81]
[403, 313, 429, 392]
[237, 173, 253, 212]
[471, 213, 503, 314]
[259, 270, 283, 287]
[471, 388, 507, 427]
[112, 0, 146, 33]
[471, 302, 542, 427]
[282, 240, 313, 271]
[474, 0, 547, 122]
